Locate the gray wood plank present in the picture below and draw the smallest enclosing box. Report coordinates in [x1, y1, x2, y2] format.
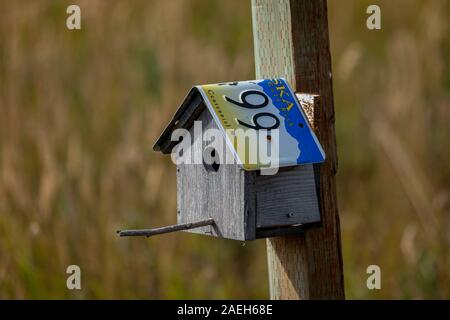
[255, 164, 320, 228]
[177, 110, 253, 240]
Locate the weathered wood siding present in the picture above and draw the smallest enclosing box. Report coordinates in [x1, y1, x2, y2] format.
[176, 109, 255, 240]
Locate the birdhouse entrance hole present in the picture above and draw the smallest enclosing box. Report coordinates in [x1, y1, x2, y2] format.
[203, 147, 220, 173]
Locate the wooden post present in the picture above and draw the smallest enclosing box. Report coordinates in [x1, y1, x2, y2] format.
[252, 0, 345, 299]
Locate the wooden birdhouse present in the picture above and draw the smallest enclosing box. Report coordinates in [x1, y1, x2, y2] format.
[119, 78, 325, 241]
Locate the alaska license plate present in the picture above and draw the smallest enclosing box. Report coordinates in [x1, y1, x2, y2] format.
[196, 78, 325, 170]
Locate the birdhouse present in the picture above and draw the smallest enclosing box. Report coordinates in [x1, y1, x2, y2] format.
[119, 78, 325, 241]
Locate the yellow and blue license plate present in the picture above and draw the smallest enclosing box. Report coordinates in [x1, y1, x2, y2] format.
[197, 78, 325, 170]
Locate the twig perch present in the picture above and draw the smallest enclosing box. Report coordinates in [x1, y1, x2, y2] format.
[117, 218, 215, 238]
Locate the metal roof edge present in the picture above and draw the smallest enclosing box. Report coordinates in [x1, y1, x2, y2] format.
[153, 87, 204, 154]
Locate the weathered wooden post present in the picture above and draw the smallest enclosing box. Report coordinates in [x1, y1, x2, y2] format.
[252, 0, 345, 299]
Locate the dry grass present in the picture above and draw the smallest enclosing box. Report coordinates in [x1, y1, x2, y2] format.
[0, 0, 449, 299]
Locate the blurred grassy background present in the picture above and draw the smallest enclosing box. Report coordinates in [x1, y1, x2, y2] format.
[0, 0, 449, 299]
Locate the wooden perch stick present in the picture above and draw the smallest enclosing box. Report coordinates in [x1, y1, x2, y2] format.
[117, 218, 215, 238]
